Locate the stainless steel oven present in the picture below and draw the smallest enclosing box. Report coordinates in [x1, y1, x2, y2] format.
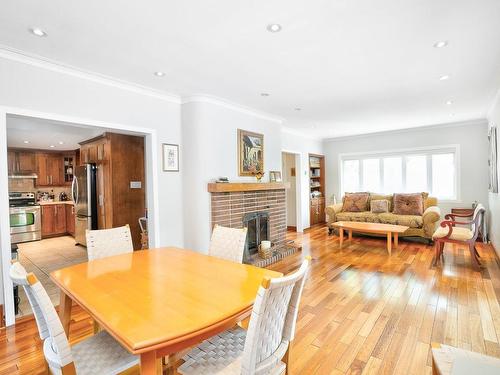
[9, 192, 42, 243]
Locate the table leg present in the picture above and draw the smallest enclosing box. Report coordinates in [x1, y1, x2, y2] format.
[59, 291, 72, 337]
[394, 232, 399, 248]
[386, 232, 392, 256]
[348, 230, 352, 242]
[140, 351, 162, 375]
[339, 228, 344, 249]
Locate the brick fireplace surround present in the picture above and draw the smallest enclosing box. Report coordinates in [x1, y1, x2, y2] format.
[208, 183, 296, 266]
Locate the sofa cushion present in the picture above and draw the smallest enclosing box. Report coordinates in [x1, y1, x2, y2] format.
[378, 213, 423, 228]
[433, 226, 474, 241]
[393, 193, 424, 215]
[369, 194, 393, 211]
[370, 199, 389, 213]
[336, 211, 381, 223]
[342, 192, 370, 212]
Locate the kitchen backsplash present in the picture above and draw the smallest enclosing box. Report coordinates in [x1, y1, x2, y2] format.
[9, 179, 71, 200]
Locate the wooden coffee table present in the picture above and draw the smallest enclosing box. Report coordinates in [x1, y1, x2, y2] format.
[331, 221, 409, 255]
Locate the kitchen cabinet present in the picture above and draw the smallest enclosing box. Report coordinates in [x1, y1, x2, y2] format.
[79, 133, 144, 249]
[36, 153, 64, 186]
[66, 204, 75, 236]
[41, 204, 67, 238]
[7, 149, 36, 174]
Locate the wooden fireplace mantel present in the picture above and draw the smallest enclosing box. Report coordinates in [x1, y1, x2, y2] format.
[207, 182, 290, 193]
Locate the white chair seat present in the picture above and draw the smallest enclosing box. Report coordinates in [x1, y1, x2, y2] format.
[433, 226, 474, 241]
[44, 331, 138, 375]
[178, 326, 285, 375]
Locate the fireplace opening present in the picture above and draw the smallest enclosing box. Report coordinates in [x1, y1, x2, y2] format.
[243, 211, 270, 261]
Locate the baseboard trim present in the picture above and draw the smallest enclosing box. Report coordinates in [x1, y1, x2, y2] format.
[0, 304, 4, 328]
[287, 226, 297, 231]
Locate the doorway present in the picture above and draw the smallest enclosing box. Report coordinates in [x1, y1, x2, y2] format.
[1, 108, 160, 326]
[282, 152, 299, 232]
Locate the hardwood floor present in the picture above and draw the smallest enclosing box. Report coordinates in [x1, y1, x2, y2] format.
[2, 225, 500, 374]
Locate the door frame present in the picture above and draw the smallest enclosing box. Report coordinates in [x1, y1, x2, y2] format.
[281, 150, 303, 232]
[0, 105, 161, 326]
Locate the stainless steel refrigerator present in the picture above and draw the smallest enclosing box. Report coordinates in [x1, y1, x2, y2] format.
[72, 164, 98, 246]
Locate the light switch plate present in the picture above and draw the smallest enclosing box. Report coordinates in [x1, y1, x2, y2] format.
[130, 181, 142, 189]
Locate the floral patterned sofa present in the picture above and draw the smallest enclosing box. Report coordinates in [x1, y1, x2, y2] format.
[325, 193, 441, 241]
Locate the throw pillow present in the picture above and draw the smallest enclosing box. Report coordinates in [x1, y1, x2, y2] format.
[342, 192, 370, 212]
[371, 199, 389, 214]
[393, 193, 424, 215]
[370, 193, 393, 211]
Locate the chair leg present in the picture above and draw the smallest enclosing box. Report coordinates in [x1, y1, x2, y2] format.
[440, 242, 445, 260]
[432, 241, 440, 267]
[474, 245, 481, 258]
[468, 243, 481, 270]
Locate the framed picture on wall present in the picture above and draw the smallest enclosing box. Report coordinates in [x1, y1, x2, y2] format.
[162, 143, 179, 172]
[269, 171, 282, 182]
[238, 129, 264, 176]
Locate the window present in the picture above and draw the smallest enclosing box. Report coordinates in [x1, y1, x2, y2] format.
[340, 146, 458, 200]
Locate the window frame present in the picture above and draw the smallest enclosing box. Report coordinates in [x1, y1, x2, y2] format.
[338, 144, 461, 202]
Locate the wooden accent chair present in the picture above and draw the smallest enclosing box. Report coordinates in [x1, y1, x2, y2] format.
[86, 225, 133, 261]
[432, 204, 485, 270]
[9, 262, 138, 375]
[208, 224, 248, 263]
[177, 257, 311, 375]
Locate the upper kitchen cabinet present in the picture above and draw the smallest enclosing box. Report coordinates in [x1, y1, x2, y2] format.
[35, 153, 64, 187]
[7, 149, 36, 175]
[80, 136, 108, 164]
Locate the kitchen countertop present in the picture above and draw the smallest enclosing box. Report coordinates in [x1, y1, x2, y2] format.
[38, 201, 74, 206]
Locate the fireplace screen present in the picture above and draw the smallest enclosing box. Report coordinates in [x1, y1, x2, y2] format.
[243, 212, 270, 260]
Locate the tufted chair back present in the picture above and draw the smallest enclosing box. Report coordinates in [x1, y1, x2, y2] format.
[241, 257, 310, 374]
[10, 262, 74, 374]
[86, 225, 133, 261]
[208, 224, 248, 263]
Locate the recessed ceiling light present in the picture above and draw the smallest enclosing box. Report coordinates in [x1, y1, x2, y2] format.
[433, 41, 448, 48]
[446, 100, 453, 105]
[449, 113, 455, 117]
[266, 24, 282, 33]
[260, 93, 270, 97]
[154, 71, 165, 77]
[439, 75, 450, 81]
[294, 108, 302, 111]
[58, 141, 64, 145]
[49, 145, 55, 148]
[23, 140, 29, 144]
[30, 27, 47, 37]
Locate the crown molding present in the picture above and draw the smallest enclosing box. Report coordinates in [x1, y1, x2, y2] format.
[323, 118, 488, 143]
[0, 45, 182, 104]
[181, 94, 284, 124]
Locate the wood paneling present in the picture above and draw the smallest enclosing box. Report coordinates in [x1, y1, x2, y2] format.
[41, 204, 68, 238]
[4, 226, 500, 374]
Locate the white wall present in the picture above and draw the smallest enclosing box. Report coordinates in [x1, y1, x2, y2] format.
[488, 91, 500, 257]
[0, 55, 184, 307]
[281, 130, 324, 230]
[181, 100, 283, 252]
[282, 152, 297, 227]
[323, 121, 490, 216]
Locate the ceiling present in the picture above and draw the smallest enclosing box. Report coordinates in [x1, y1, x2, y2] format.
[1, 0, 500, 139]
[7, 115, 103, 150]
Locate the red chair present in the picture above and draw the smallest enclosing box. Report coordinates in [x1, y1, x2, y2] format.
[432, 204, 485, 270]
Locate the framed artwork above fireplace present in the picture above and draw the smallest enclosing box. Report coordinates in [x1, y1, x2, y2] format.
[238, 129, 264, 176]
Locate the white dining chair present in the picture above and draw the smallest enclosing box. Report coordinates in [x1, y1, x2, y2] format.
[208, 224, 248, 263]
[9, 261, 139, 375]
[178, 256, 311, 375]
[86, 225, 133, 261]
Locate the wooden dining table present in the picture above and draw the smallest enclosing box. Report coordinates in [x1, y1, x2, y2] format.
[50, 247, 282, 374]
